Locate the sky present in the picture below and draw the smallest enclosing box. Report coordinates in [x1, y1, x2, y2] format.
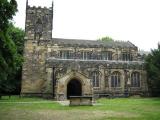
[13, 0, 160, 51]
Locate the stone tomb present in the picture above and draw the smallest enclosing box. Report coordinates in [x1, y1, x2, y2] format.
[69, 96, 93, 106]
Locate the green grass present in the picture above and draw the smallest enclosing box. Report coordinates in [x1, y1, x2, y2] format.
[0, 96, 160, 120]
[0, 96, 48, 102]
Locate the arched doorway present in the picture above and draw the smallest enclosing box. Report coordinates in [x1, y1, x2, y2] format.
[67, 79, 82, 99]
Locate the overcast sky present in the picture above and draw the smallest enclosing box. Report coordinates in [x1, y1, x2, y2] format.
[13, 0, 160, 51]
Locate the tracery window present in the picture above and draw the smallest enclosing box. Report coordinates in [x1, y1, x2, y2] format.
[92, 71, 100, 87]
[111, 72, 121, 87]
[122, 52, 132, 61]
[101, 51, 112, 60]
[131, 72, 140, 87]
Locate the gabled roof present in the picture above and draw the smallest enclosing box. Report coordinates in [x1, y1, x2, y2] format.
[52, 38, 137, 48]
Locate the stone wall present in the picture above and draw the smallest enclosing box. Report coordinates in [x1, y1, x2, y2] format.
[21, 38, 148, 99]
[46, 57, 148, 99]
[21, 4, 148, 100]
[21, 4, 53, 97]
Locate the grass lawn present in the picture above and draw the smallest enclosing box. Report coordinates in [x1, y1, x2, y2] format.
[0, 96, 160, 120]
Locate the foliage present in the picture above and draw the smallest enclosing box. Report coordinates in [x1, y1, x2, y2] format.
[0, 0, 25, 95]
[1, 24, 25, 94]
[145, 47, 160, 96]
[0, 31, 17, 92]
[0, 0, 17, 31]
[98, 36, 114, 42]
[8, 23, 25, 55]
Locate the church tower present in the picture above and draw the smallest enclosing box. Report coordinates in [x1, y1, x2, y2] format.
[25, 0, 53, 40]
[21, 1, 54, 97]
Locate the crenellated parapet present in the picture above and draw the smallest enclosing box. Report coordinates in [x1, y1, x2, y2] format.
[25, 1, 53, 40]
[46, 58, 145, 70]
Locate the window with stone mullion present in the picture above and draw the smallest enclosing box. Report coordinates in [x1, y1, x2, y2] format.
[101, 51, 112, 60]
[80, 51, 91, 60]
[70, 51, 74, 59]
[60, 51, 70, 59]
[131, 72, 140, 87]
[111, 72, 120, 87]
[101, 51, 107, 60]
[108, 51, 112, 60]
[93, 72, 99, 87]
[122, 52, 133, 61]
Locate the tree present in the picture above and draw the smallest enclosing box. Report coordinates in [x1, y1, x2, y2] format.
[8, 23, 25, 55]
[6, 23, 25, 94]
[145, 47, 160, 96]
[0, 0, 18, 96]
[98, 36, 114, 42]
[0, 0, 17, 31]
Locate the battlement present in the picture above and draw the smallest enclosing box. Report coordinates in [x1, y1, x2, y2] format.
[27, 5, 53, 11]
[26, 0, 53, 14]
[25, 0, 53, 40]
[26, 6, 53, 15]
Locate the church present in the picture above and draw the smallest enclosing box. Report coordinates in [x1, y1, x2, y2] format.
[21, 1, 148, 100]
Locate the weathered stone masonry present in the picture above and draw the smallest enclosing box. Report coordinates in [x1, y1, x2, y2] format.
[21, 2, 148, 100]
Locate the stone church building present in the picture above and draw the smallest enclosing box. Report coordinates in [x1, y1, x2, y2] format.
[21, 2, 148, 100]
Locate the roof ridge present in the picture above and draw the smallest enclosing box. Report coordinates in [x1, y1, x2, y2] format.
[52, 37, 97, 42]
[52, 38, 137, 48]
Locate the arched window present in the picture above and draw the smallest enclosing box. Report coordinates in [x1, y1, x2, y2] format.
[92, 71, 100, 87]
[111, 72, 121, 87]
[131, 72, 140, 87]
[35, 18, 43, 39]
